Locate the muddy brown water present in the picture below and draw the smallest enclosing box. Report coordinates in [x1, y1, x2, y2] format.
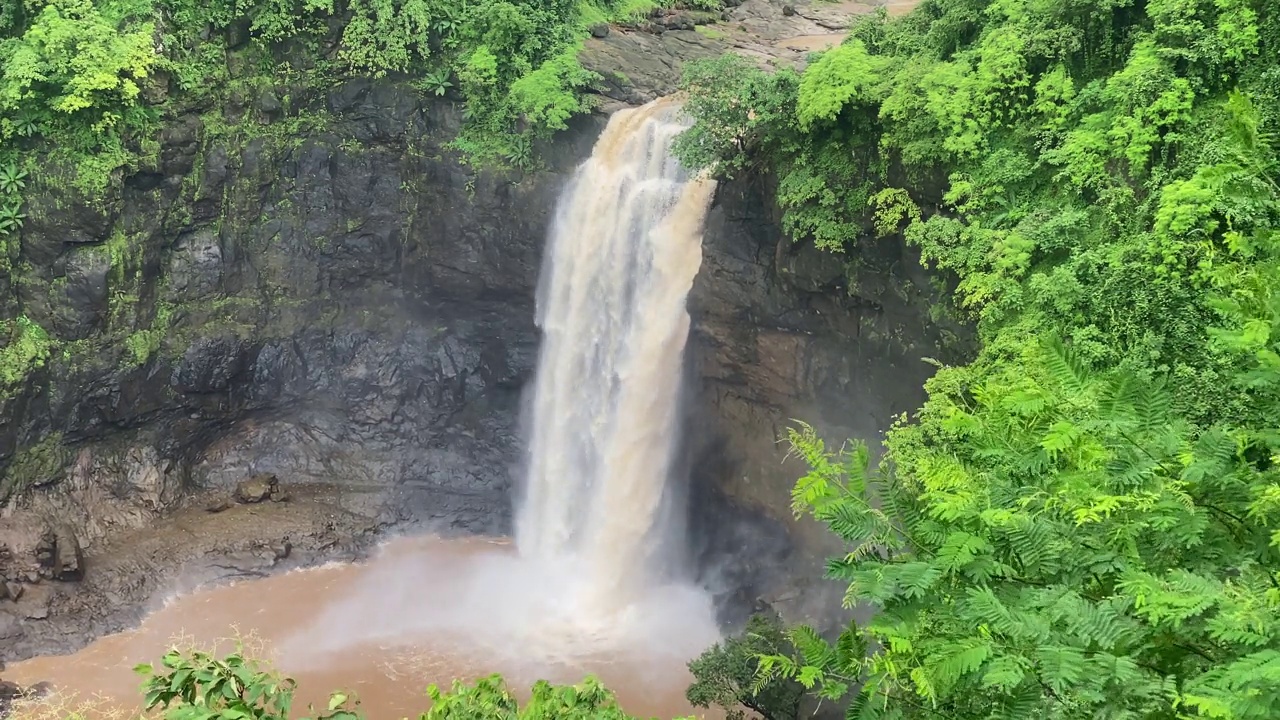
[8, 536, 721, 720]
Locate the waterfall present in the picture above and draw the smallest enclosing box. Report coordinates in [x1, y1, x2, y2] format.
[517, 97, 718, 606]
[280, 98, 722, 675]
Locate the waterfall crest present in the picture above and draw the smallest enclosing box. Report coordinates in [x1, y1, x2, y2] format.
[518, 97, 717, 605]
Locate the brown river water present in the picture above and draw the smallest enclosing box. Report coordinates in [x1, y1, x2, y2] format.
[8, 536, 722, 720]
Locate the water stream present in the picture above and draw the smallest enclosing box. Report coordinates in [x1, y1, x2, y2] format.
[8, 97, 721, 719]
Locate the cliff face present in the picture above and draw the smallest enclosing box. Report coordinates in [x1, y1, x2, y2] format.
[2, 81, 578, 536]
[687, 175, 960, 628]
[0, 11, 952, 658]
[1, 81, 596, 655]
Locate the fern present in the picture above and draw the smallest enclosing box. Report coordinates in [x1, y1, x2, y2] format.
[1041, 336, 1092, 396]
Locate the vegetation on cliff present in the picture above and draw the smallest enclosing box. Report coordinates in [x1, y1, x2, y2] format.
[0, 0, 698, 189]
[676, 0, 1280, 717]
[0, 0, 728, 408]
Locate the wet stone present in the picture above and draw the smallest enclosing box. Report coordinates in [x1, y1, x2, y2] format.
[234, 473, 283, 504]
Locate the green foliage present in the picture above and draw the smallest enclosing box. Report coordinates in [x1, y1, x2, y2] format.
[138, 648, 658, 720]
[0, 315, 52, 391]
[766, 329, 1280, 718]
[0, 160, 25, 251]
[678, 0, 1280, 717]
[686, 613, 804, 720]
[673, 54, 799, 177]
[0, 0, 156, 120]
[0, 0, 684, 198]
[508, 45, 597, 135]
[0, 0, 159, 190]
[0, 431, 67, 503]
[426, 675, 637, 720]
[795, 40, 884, 131]
[137, 647, 359, 720]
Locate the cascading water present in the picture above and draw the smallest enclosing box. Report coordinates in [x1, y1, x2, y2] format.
[518, 97, 718, 609]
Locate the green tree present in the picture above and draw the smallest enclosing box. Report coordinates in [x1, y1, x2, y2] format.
[137, 647, 355, 720]
[686, 613, 803, 720]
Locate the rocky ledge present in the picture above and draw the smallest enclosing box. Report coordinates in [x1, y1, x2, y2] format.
[3, 480, 386, 660]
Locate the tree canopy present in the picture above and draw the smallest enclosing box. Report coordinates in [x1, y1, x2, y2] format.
[676, 0, 1280, 717]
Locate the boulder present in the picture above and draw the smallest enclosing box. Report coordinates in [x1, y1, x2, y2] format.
[589, 22, 610, 38]
[658, 13, 695, 30]
[38, 527, 84, 582]
[0, 680, 22, 701]
[56, 529, 84, 581]
[0, 611, 21, 640]
[0, 678, 29, 720]
[234, 473, 282, 504]
[257, 89, 282, 117]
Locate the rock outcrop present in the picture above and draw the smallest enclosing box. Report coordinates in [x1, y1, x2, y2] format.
[0, 81, 581, 656]
[233, 473, 285, 504]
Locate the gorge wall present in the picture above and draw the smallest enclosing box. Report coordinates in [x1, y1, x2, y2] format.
[0, 8, 956, 660]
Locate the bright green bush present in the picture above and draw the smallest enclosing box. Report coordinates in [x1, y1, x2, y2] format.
[0, 0, 157, 139]
[137, 647, 658, 720]
[0, 315, 52, 390]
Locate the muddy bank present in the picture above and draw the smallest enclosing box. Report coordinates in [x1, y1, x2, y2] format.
[3, 483, 387, 660]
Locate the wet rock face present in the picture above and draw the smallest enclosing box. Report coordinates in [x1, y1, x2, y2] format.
[685, 175, 964, 630]
[0, 80, 591, 656]
[1, 79, 589, 541]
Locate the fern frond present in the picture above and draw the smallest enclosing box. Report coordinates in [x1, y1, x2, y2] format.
[1042, 335, 1092, 395]
[1134, 377, 1173, 436]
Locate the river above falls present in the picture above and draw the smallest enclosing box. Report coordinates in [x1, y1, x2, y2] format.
[7, 535, 721, 720]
